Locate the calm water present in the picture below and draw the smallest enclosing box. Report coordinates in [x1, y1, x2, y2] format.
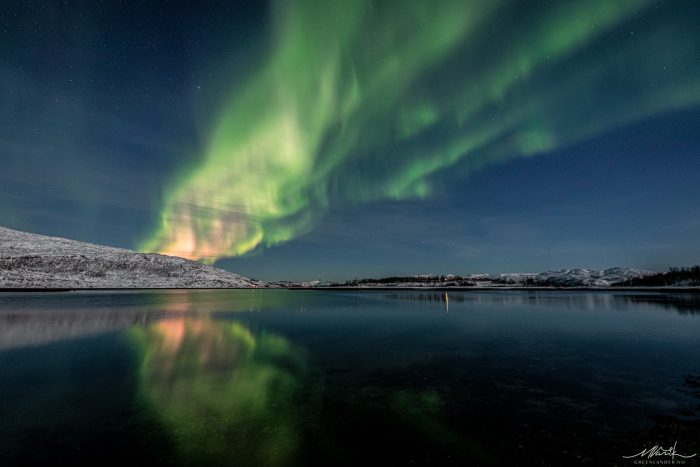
[0, 290, 699, 466]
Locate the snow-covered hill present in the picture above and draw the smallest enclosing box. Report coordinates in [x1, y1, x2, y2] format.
[0, 226, 264, 288]
[313, 268, 656, 288]
[532, 267, 654, 287]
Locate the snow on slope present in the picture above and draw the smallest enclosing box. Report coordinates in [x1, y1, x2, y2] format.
[301, 268, 656, 288]
[532, 267, 655, 287]
[0, 226, 264, 288]
[461, 268, 654, 287]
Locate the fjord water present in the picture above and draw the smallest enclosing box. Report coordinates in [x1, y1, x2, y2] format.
[0, 290, 699, 466]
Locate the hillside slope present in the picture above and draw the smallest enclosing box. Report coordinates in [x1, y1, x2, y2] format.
[0, 226, 263, 288]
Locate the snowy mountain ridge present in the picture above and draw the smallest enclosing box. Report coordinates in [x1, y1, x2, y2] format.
[459, 268, 656, 287]
[302, 268, 657, 288]
[0, 226, 263, 288]
[531, 267, 655, 287]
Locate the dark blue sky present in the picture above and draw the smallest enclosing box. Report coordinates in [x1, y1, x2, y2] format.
[224, 107, 700, 281]
[1, 0, 699, 281]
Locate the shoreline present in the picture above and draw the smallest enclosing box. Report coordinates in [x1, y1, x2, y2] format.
[287, 286, 700, 292]
[1, 286, 700, 293]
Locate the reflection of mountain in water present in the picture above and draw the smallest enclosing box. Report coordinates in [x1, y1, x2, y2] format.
[0, 309, 166, 350]
[386, 292, 453, 303]
[619, 294, 700, 315]
[0, 290, 269, 350]
[385, 292, 452, 311]
[383, 292, 700, 315]
[131, 315, 308, 467]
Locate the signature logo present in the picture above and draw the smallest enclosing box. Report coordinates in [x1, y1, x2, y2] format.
[623, 441, 697, 464]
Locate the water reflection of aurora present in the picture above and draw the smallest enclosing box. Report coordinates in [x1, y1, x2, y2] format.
[130, 316, 307, 466]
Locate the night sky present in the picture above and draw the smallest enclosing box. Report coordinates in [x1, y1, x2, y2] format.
[2, 0, 699, 281]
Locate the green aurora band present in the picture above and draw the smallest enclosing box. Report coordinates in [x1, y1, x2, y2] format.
[141, 0, 700, 261]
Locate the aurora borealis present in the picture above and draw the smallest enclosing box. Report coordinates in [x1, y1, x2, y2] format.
[141, 0, 700, 262]
[2, 0, 700, 279]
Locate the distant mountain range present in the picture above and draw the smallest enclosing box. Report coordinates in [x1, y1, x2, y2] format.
[0, 226, 263, 289]
[289, 268, 666, 288]
[2, 226, 697, 290]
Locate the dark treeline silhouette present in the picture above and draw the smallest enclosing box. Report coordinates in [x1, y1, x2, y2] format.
[331, 275, 477, 287]
[614, 266, 700, 287]
[331, 275, 540, 287]
[323, 266, 700, 288]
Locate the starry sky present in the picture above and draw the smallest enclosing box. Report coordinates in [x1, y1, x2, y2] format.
[1, 0, 699, 281]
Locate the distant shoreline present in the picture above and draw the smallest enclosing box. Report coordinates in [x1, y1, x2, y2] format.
[0, 287, 261, 293]
[287, 286, 700, 292]
[1, 286, 700, 293]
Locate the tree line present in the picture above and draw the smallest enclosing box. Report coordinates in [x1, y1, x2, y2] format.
[615, 266, 700, 287]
